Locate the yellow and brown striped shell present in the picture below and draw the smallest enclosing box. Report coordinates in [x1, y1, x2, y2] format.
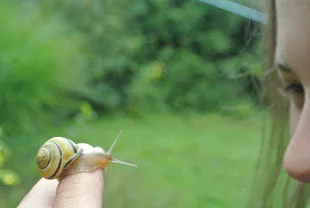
[36, 137, 83, 179]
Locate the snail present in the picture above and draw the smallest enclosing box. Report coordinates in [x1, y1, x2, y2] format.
[36, 131, 137, 180]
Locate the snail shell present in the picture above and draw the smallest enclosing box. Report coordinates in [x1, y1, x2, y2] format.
[36, 137, 83, 179]
[36, 133, 137, 180]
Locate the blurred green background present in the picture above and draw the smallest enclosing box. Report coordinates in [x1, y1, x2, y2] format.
[0, 0, 264, 207]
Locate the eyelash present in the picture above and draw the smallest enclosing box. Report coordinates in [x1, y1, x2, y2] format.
[283, 83, 304, 95]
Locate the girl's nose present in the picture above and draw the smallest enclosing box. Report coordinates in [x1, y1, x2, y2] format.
[284, 102, 310, 182]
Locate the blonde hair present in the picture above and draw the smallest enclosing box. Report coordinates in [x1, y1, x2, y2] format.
[247, 0, 310, 207]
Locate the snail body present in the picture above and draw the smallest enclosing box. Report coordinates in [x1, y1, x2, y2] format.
[36, 131, 137, 180]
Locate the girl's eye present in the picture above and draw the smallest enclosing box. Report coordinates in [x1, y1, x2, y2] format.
[283, 84, 304, 95]
[282, 83, 305, 109]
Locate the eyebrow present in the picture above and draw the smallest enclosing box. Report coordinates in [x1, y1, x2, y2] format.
[274, 62, 293, 73]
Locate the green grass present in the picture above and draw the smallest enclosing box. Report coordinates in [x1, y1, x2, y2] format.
[0, 113, 261, 207]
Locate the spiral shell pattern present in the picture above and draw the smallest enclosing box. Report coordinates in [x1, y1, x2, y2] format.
[36, 137, 83, 179]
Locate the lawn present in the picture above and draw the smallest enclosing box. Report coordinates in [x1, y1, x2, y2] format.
[0, 113, 261, 207]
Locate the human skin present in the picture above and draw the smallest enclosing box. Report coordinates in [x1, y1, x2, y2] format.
[17, 145, 104, 208]
[275, 0, 310, 182]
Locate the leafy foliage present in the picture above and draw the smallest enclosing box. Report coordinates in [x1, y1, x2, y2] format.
[29, 0, 261, 115]
[1, 0, 262, 124]
[0, 127, 19, 186]
[0, 2, 86, 132]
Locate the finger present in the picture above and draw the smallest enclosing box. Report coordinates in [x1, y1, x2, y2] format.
[18, 178, 58, 208]
[55, 169, 104, 208]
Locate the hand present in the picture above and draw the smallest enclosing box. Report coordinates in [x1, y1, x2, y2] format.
[18, 169, 104, 208]
[18, 144, 104, 208]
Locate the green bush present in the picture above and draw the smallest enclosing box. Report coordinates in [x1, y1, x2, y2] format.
[0, 2, 86, 133]
[19, 0, 261, 115]
[126, 0, 261, 113]
[0, 127, 19, 186]
[28, 0, 136, 113]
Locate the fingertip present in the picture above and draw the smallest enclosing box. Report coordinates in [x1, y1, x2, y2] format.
[94, 146, 105, 153]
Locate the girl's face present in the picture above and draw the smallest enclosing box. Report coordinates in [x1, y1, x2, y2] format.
[275, 0, 310, 182]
